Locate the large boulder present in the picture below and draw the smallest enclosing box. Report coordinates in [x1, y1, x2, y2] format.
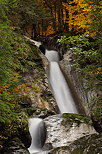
[43, 114, 97, 150]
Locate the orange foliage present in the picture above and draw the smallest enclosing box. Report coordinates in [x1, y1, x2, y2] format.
[45, 25, 54, 36]
[0, 84, 10, 93]
[14, 83, 30, 94]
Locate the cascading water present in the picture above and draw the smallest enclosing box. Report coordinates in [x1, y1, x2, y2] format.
[28, 118, 45, 154]
[27, 39, 79, 154]
[45, 49, 78, 114]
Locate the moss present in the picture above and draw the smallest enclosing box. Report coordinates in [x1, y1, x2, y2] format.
[69, 134, 102, 154]
[23, 106, 49, 117]
[34, 108, 47, 115]
[62, 113, 92, 125]
[28, 43, 43, 70]
[22, 107, 37, 116]
[51, 146, 70, 154]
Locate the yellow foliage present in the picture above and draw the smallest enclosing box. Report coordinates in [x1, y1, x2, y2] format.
[63, 0, 92, 33]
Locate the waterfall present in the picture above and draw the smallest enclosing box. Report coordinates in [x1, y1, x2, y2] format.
[28, 118, 45, 154]
[27, 39, 79, 154]
[45, 49, 78, 114]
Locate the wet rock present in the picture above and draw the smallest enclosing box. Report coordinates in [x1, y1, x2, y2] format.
[43, 114, 97, 150]
[39, 45, 46, 54]
[3, 137, 29, 154]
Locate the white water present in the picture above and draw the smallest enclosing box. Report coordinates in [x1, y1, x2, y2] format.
[45, 50, 78, 114]
[45, 50, 60, 62]
[28, 118, 43, 154]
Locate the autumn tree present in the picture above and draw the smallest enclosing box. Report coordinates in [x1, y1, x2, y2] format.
[37, 0, 92, 35]
[62, 0, 92, 33]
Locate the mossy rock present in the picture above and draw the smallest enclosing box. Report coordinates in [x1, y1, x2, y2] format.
[62, 113, 92, 125]
[69, 134, 102, 154]
[50, 146, 70, 154]
[22, 107, 37, 117]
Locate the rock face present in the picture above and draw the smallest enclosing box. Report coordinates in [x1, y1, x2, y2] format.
[51, 134, 102, 154]
[43, 114, 97, 150]
[21, 59, 57, 115]
[59, 50, 97, 115]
